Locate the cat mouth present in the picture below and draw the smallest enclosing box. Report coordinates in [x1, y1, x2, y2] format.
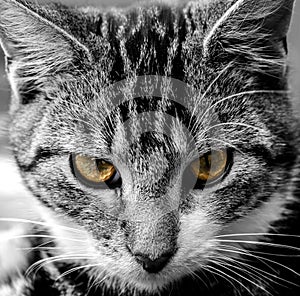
[132, 272, 173, 292]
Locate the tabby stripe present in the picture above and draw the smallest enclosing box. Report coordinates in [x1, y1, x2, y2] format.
[102, 96, 199, 147]
[243, 143, 297, 169]
[16, 149, 61, 173]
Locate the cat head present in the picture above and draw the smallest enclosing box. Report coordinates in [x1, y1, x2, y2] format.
[0, 0, 297, 293]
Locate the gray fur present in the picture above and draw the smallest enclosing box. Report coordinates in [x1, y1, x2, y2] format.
[0, 0, 299, 295]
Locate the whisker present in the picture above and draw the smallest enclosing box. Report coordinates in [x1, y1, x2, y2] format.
[87, 269, 106, 294]
[197, 89, 290, 125]
[6, 234, 88, 243]
[56, 263, 101, 281]
[213, 255, 278, 290]
[217, 251, 299, 288]
[26, 254, 96, 277]
[215, 233, 300, 239]
[0, 218, 85, 233]
[195, 137, 245, 154]
[205, 264, 251, 296]
[182, 264, 210, 289]
[215, 245, 300, 279]
[213, 239, 300, 254]
[20, 246, 64, 251]
[209, 258, 272, 295]
[21, 239, 57, 254]
[190, 63, 234, 121]
[90, 272, 112, 292]
[216, 244, 278, 274]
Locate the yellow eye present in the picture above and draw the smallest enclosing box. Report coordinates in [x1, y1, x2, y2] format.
[73, 155, 121, 188]
[190, 150, 228, 183]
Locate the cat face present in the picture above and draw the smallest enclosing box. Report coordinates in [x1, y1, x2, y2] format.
[0, 0, 297, 293]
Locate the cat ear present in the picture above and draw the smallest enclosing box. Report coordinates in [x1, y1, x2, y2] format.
[0, 0, 91, 103]
[203, 0, 295, 75]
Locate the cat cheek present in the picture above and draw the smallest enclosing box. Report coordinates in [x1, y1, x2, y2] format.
[177, 210, 220, 256]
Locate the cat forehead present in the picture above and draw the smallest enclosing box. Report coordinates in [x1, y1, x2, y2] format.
[93, 0, 231, 34]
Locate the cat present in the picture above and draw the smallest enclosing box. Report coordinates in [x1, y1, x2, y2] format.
[0, 0, 299, 295]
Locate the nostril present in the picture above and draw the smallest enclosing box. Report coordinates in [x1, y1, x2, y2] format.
[134, 252, 173, 273]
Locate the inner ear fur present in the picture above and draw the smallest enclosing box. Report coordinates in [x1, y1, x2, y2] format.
[203, 0, 295, 74]
[0, 0, 91, 98]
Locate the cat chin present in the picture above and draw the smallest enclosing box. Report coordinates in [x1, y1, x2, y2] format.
[112, 272, 174, 294]
[128, 278, 168, 293]
[88, 263, 182, 294]
[122, 265, 193, 293]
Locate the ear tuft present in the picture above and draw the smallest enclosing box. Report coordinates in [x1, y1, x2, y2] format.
[0, 0, 91, 101]
[203, 0, 295, 75]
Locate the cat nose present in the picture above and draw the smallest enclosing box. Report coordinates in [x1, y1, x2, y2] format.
[134, 252, 173, 273]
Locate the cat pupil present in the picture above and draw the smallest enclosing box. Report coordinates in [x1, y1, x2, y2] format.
[204, 154, 211, 168]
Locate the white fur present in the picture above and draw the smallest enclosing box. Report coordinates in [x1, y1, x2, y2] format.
[0, 226, 30, 283]
[40, 209, 94, 257]
[220, 192, 289, 249]
[221, 158, 299, 247]
[0, 278, 25, 296]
